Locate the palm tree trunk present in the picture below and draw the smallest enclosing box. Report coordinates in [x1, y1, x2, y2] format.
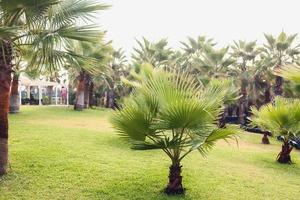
[165, 163, 184, 195]
[108, 89, 116, 109]
[274, 76, 283, 96]
[88, 81, 94, 108]
[84, 77, 90, 109]
[0, 81, 10, 175]
[74, 72, 85, 111]
[264, 82, 271, 104]
[238, 82, 247, 125]
[9, 73, 20, 113]
[261, 132, 270, 144]
[0, 39, 13, 175]
[277, 140, 293, 164]
[262, 82, 272, 144]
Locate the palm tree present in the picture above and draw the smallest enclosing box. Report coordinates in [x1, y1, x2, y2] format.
[181, 36, 215, 55]
[9, 45, 42, 112]
[0, 0, 109, 175]
[231, 40, 260, 124]
[180, 36, 215, 70]
[251, 97, 300, 164]
[262, 32, 300, 96]
[193, 45, 235, 83]
[132, 38, 174, 69]
[111, 64, 238, 195]
[251, 54, 275, 107]
[71, 36, 113, 110]
[105, 49, 129, 109]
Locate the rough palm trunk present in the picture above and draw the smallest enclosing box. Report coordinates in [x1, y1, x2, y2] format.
[239, 82, 247, 125]
[88, 81, 94, 108]
[277, 141, 293, 164]
[0, 39, 13, 175]
[261, 132, 270, 144]
[264, 83, 271, 104]
[108, 89, 116, 109]
[9, 73, 20, 113]
[274, 63, 283, 96]
[274, 76, 283, 96]
[84, 75, 90, 109]
[165, 164, 184, 195]
[238, 64, 248, 125]
[105, 90, 109, 108]
[74, 72, 85, 111]
[252, 76, 259, 108]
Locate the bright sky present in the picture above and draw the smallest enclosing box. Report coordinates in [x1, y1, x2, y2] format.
[99, 0, 300, 56]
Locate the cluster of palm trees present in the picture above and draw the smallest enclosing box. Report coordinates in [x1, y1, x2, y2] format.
[111, 33, 300, 194]
[129, 33, 300, 136]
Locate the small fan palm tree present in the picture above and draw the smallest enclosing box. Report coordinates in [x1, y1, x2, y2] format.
[251, 97, 300, 164]
[111, 64, 238, 195]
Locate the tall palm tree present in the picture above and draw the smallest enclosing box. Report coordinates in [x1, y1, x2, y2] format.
[251, 97, 300, 164]
[105, 49, 129, 109]
[71, 37, 113, 110]
[111, 64, 238, 195]
[0, 0, 109, 175]
[231, 40, 260, 124]
[262, 32, 300, 96]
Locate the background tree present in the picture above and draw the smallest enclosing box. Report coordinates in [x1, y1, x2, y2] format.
[105, 49, 129, 108]
[192, 45, 235, 84]
[132, 38, 174, 69]
[262, 32, 300, 96]
[0, 0, 108, 175]
[9, 46, 28, 113]
[111, 64, 238, 195]
[231, 40, 260, 124]
[180, 36, 215, 71]
[71, 37, 113, 110]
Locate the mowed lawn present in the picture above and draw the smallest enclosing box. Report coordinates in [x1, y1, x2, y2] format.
[1, 106, 300, 200]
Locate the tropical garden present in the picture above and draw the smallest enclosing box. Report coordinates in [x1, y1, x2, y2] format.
[0, 0, 300, 199]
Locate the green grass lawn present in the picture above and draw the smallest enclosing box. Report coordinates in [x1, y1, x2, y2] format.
[1, 106, 300, 200]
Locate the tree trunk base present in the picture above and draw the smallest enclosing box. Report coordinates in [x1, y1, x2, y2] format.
[277, 142, 293, 164]
[164, 165, 185, 195]
[9, 94, 20, 114]
[9, 106, 19, 114]
[262, 133, 270, 144]
[74, 104, 84, 111]
[277, 154, 292, 164]
[0, 138, 8, 176]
